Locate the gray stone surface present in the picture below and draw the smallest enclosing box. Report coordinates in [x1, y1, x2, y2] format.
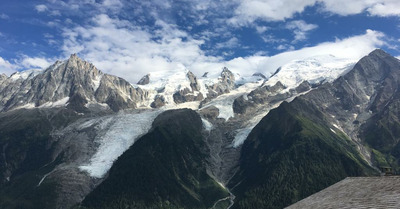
[287, 176, 400, 209]
[137, 74, 150, 85]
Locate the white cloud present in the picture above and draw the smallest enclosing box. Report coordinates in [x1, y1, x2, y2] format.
[230, 0, 400, 25]
[255, 26, 269, 34]
[61, 14, 220, 83]
[60, 12, 386, 84]
[20, 56, 54, 70]
[215, 37, 240, 49]
[367, 0, 400, 16]
[230, 0, 316, 24]
[0, 13, 9, 19]
[0, 57, 17, 76]
[28, 1, 386, 84]
[223, 29, 385, 77]
[0, 55, 56, 77]
[35, 4, 48, 13]
[260, 34, 286, 44]
[277, 44, 295, 51]
[286, 20, 318, 42]
[102, 0, 123, 11]
[50, 10, 61, 16]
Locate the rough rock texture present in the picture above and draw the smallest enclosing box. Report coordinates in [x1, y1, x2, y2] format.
[287, 177, 400, 209]
[232, 80, 310, 115]
[201, 67, 236, 106]
[252, 72, 267, 80]
[137, 74, 150, 85]
[173, 71, 204, 104]
[0, 54, 148, 112]
[150, 95, 166, 108]
[296, 49, 400, 166]
[209, 67, 235, 95]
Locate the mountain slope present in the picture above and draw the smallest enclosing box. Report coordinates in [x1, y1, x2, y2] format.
[0, 108, 84, 209]
[81, 109, 229, 209]
[227, 49, 400, 208]
[228, 100, 376, 209]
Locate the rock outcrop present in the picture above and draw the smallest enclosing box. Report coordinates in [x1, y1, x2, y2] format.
[137, 74, 150, 85]
[0, 54, 148, 112]
[172, 71, 204, 104]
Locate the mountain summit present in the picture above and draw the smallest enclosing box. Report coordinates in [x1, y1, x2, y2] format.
[0, 54, 147, 112]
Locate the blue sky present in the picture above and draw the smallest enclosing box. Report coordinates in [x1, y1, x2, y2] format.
[0, 0, 399, 83]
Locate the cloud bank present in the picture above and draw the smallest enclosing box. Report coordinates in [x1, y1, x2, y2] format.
[231, 0, 400, 25]
[60, 13, 385, 83]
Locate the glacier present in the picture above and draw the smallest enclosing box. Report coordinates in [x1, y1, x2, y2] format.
[79, 110, 162, 178]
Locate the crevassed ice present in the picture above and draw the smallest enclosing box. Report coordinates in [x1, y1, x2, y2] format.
[79, 110, 162, 178]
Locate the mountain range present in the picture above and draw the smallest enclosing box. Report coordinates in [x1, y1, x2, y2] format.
[0, 49, 399, 209]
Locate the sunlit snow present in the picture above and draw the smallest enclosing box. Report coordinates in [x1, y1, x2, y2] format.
[39, 97, 70, 108]
[92, 74, 103, 91]
[266, 55, 355, 89]
[136, 69, 194, 107]
[79, 110, 162, 178]
[9, 69, 43, 81]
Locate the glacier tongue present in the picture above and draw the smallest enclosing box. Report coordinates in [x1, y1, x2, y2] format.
[79, 110, 162, 178]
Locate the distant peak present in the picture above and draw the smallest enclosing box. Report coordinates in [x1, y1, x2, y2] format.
[68, 53, 83, 62]
[368, 49, 389, 57]
[137, 74, 150, 85]
[222, 67, 230, 72]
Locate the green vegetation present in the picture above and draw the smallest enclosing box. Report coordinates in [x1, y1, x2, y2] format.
[228, 100, 377, 209]
[0, 108, 82, 209]
[81, 109, 229, 209]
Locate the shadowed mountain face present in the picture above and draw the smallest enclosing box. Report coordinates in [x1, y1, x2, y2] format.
[228, 49, 400, 208]
[81, 109, 229, 209]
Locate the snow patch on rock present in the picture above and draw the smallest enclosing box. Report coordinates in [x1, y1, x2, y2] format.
[201, 118, 213, 132]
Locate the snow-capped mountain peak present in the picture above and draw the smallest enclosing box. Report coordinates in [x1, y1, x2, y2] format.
[265, 54, 356, 89]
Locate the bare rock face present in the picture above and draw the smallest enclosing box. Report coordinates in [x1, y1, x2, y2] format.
[0, 54, 148, 112]
[187, 71, 201, 91]
[252, 72, 267, 80]
[150, 95, 166, 108]
[137, 74, 150, 85]
[173, 71, 204, 104]
[210, 67, 235, 95]
[200, 67, 236, 106]
[0, 74, 7, 82]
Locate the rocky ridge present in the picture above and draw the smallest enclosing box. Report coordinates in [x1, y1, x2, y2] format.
[0, 54, 148, 112]
[2, 50, 395, 209]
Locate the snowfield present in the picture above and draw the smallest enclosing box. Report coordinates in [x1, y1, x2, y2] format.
[266, 55, 355, 89]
